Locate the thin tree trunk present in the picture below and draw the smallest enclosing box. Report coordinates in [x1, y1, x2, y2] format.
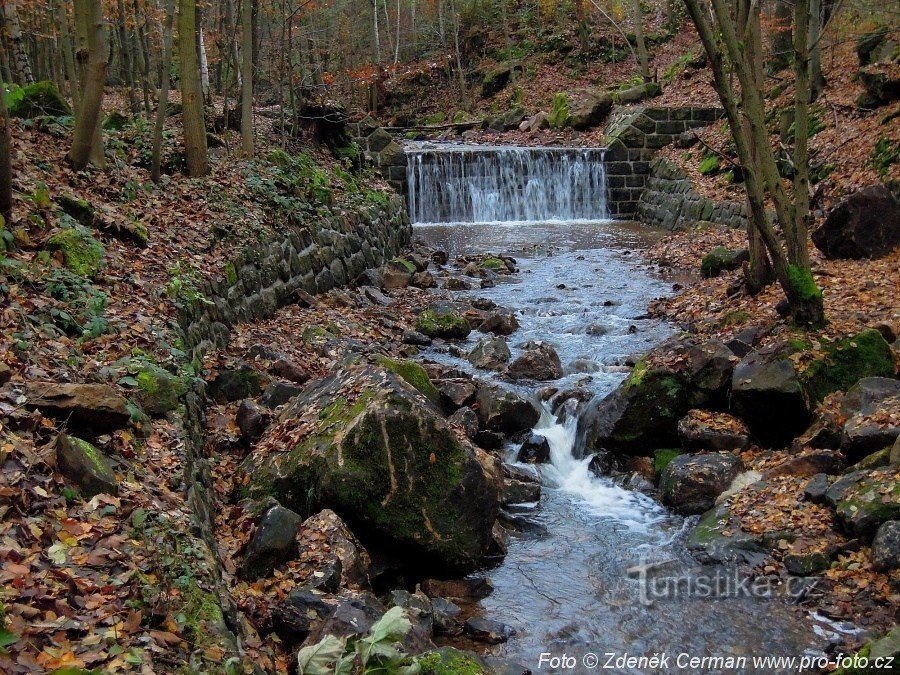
[629, 0, 651, 81]
[240, 0, 253, 155]
[0, 47, 12, 226]
[808, 0, 825, 99]
[792, 0, 812, 271]
[179, 0, 208, 176]
[57, 0, 78, 99]
[69, 0, 107, 170]
[151, 0, 175, 183]
[198, 24, 211, 102]
[116, 0, 139, 114]
[4, 1, 34, 84]
[132, 0, 152, 117]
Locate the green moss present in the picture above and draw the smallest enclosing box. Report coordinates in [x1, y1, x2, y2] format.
[699, 154, 721, 175]
[787, 264, 823, 303]
[46, 225, 104, 277]
[480, 256, 505, 270]
[131, 221, 149, 246]
[690, 504, 729, 544]
[392, 257, 417, 273]
[654, 449, 681, 477]
[624, 357, 649, 390]
[69, 437, 110, 477]
[416, 309, 471, 339]
[549, 92, 569, 129]
[700, 246, 734, 278]
[721, 310, 751, 327]
[224, 262, 237, 286]
[9, 80, 71, 118]
[802, 329, 894, 403]
[57, 195, 95, 227]
[418, 649, 486, 675]
[376, 355, 440, 403]
[135, 366, 186, 415]
[302, 325, 335, 344]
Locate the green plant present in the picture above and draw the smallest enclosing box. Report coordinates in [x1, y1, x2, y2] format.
[296, 606, 419, 675]
[870, 138, 899, 176]
[165, 262, 213, 309]
[699, 154, 721, 175]
[549, 93, 569, 129]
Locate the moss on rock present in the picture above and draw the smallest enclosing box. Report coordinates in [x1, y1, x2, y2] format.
[418, 647, 486, 675]
[549, 92, 570, 129]
[376, 355, 440, 403]
[10, 81, 71, 118]
[416, 309, 471, 339]
[47, 225, 104, 278]
[654, 448, 681, 477]
[802, 329, 894, 404]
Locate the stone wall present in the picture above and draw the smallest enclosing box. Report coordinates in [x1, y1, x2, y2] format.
[636, 157, 749, 230]
[603, 105, 724, 218]
[177, 199, 411, 358]
[349, 117, 409, 195]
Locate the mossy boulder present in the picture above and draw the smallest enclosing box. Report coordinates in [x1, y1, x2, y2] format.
[9, 81, 71, 118]
[653, 448, 681, 477]
[826, 469, 900, 539]
[56, 433, 118, 497]
[418, 647, 487, 675]
[57, 195, 96, 227]
[700, 246, 749, 278]
[46, 225, 105, 278]
[417, 306, 472, 340]
[134, 364, 187, 416]
[376, 355, 440, 403]
[481, 62, 521, 98]
[801, 329, 895, 405]
[243, 365, 501, 573]
[208, 364, 264, 402]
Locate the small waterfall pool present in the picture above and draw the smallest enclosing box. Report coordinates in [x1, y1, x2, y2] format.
[407, 147, 853, 672]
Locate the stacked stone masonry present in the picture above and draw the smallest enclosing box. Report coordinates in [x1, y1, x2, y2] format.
[602, 105, 725, 218]
[636, 157, 749, 230]
[349, 117, 409, 195]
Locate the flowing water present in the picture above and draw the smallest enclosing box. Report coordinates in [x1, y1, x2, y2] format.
[408, 147, 855, 673]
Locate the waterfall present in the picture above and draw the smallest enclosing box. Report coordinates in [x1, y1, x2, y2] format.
[406, 145, 608, 224]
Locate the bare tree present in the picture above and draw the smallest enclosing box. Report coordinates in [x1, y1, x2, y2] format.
[629, 0, 651, 81]
[3, 1, 34, 84]
[682, 0, 825, 325]
[0, 54, 12, 226]
[179, 0, 209, 176]
[240, 0, 254, 154]
[69, 0, 107, 170]
[151, 0, 175, 183]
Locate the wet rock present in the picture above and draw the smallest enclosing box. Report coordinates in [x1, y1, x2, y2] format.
[417, 305, 472, 339]
[271, 358, 308, 384]
[421, 576, 494, 601]
[468, 338, 511, 371]
[506, 341, 563, 381]
[732, 347, 810, 447]
[382, 261, 413, 289]
[464, 617, 514, 644]
[812, 185, 900, 258]
[430, 598, 462, 636]
[479, 311, 520, 336]
[402, 330, 432, 346]
[686, 501, 774, 567]
[271, 588, 333, 647]
[804, 473, 831, 503]
[826, 469, 900, 539]
[517, 433, 551, 463]
[767, 449, 846, 479]
[784, 550, 831, 576]
[355, 268, 383, 289]
[56, 433, 118, 497]
[361, 285, 395, 306]
[502, 476, 541, 505]
[315, 593, 386, 641]
[389, 589, 434, 634]
[660, 452, 744, 515]
[725, 326, 763, 358]
[497, 510, 548, 537]
[448, 407, 479, 439]
[872, 521, 900, 571]
[25, 382, 131, 433]
[474, 430, 505, 450]
[476, 384, 540, 434]
[412, 271, 437, 288]
[236, 399, 268, 445]
[261, 381, 304, 408]
[677, 410, 750, 452]
[438, 378, 478, 410]
[240, 504, 303, 580]
[566, 358, 601, 374]
[431, 250, 449, 266]
[301, 509, 371, 589]
[419, 647, 487, 674]
[245, 365, 501, 573]
[445, 276, 473, 290]
[472, 297, 497, 310]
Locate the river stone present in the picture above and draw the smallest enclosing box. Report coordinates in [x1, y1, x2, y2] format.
[677, 410, 750, 452]
[389, 589, 434, 634]
[476, 384, 540, 434]
[382, 260, 413, 289]
[241, 504, 303, 580]
[813, 185, 900, 259]
[421, 576, 494, 601]
[25, 382, 132, 433]
[301, 509, 371, 589]
[660, 452, 744, 515]
[825, 469, 900, 539]
[271, 588, 334, 647]
[430, 598, 462, 635]
[402, 330, 432, 346]
[732, 347, 810, 447]
[438, 378, 478, 411]
[566, 88, 614, 129]
[686, 502, 772, 567]
[517, 433, 551, 463]
[419, 647, 487, 674]
[783, 550, 831, 575]
[763, 449, 846, 478]
[464, 617, 514, 644]
[502, 476, 541, 505]
[236, 399, 268, 445]
[412, 271, 436, 288]
[804, 473, 831, 503]
[244, 365, 501, 573]
[56, 433, 118, 497]
[506, 341, 563, 381]
[417, 305, 472, 339]
[468, 338, 511, 371]
[448, 407, 479, 439]
[872, 521, 900, 571]
[479, 310, 520, 336]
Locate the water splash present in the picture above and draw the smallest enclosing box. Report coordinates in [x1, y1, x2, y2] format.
[532, 407, 669, 533]
[406, 145, 608, 224]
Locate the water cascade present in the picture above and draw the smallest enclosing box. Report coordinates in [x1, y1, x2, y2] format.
[406, 145, 608, 224]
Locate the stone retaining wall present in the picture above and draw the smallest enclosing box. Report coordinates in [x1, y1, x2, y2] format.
[349, 117, 409, 195]
[635, 157, 749, 230]
[603, 105, 724, 217]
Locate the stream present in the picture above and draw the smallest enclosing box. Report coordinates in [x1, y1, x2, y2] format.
[408, 146, 855, 672]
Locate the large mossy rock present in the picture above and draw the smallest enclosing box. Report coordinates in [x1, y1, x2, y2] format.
[56, 433, 118, 497]
[825, 469, 900, 539]
[46, 225, 105, 277]
[801, 329, 894, 404]
[9, 81, 72, 118]
[244, 365, 501, 573]
[565, 89, 614, 130]
[812, 185, 900, 260]
[417, 305, 472, 340]
[584, 339, 735, 455]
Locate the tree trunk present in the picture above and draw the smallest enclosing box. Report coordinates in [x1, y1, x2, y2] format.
[768, 0, 793, 74]
[116, 0, 139, 114]
[69, 0, 107, 170]
[240, 0, 253, 155]
[198, 24, 211, 102]
[56, 0, 78, 99]
[808, 0, 825, 99]
[629, 0, 651, 81]
[179, 0, 208, 176]
[4, 2, 34, 84]
[151, 0, 175, 183]
[0, 50, 12, 226]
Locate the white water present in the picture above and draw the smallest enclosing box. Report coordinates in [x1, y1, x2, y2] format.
[532, 408, 669, 534]
[406, 145, 608, 224]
